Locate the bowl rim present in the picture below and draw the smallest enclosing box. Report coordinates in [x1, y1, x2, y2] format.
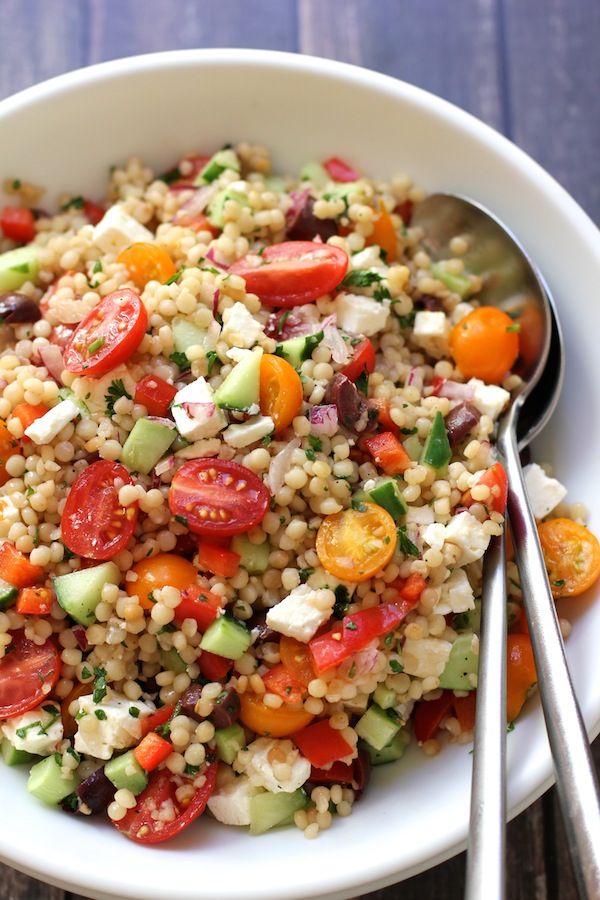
[1, 46, 599, 900]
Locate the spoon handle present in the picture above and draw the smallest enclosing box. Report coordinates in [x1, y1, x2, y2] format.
[498, 426, 600, 898]
[465, 532, 507, 900]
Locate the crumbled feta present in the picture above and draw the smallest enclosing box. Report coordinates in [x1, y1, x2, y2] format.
[336, 292, 390, 336]
[1, 703, 63, 756]
[402, 638, 453, 678]
[92, 204, 154, 254]
[436, 569, 475, 615]
[23, 399, 80, 444]
[207, 775, 263, 826]
[222, 415, 274, 449]
[450, 302, 473, 326]
[523, 462, 567, 520]
[70, 364, 136, 416]
[234, 738, 310, 793]
[405, 505, 435, 526]
[74, 695, 154, 760]
[307, 568, 356, 599]
[266, 583, 335, 642]
[444, 511, 491, 564]
[468, 379, 510, 421]
[172, 377, 227, 441]
[422, 522, 446, 552]
[412, 310, 450, 359]
[350, 246, 385, 271]
[221, 302, 265, 348]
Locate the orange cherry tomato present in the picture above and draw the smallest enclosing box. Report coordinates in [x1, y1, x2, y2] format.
[366, 200, 397, 261]
[259, 354, 303, 433]
[506, 633, 537, 722]
[449, 306, 519, 384]
[279, 636, 316, 687]
[538, 518, 600, 598]
[0, 419, 19, 487]
[239, 691, 314, 737]
[316, 502, 397, 583]
[126, 553, 197, 611]
[117, 242, 177, 290]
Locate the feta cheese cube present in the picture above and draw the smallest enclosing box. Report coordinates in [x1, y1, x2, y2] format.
[207, 775, 263, 826]
[172, 377, 227, 441]
[93, 204, 154, 254]
[266, 584, 335, 642]
[234, 738, 310, 793]
[412, 311, 450, 359]
[422, 522, 446, 552]
[221, 302, 265, 349]
[469, 379, 510, 421]
[24, 399, 80, 444]
[350, 246, 385, 271]
[523, 462, 567, 520]
[1, 703, 63, 756]
[74, 695, 154, 760]
[336, 292, 390, 336]
[402, 638, 453, 678]
[436, 569, 475, 615]
[444, 511, 491, 565]
[405, 505, 435, 526]
[222, 415, 274, 449]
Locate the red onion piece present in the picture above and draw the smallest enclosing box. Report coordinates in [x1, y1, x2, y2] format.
[286, 188, 311, 230]
[72, 626, 88, 651]
[38, 343, 65, 382]
[322, 315, 350, 364]
[264, 305, 319, 340]
[309, 404, 338, 437]
[154, 455, 176, 477]
[173, 184, 218, 221]
[438, 380, 475, 401]
[146, 416, 177, 429]
[205, 247, 229, 271]
[266, 438, 300, 494]
[405, 366, 424, 392]
[181, 402, 216, 420]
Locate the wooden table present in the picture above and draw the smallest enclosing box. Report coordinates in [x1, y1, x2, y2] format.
[1, 1, 598, 898]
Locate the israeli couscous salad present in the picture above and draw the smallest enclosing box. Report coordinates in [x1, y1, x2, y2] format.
[0, 145, 598, 843]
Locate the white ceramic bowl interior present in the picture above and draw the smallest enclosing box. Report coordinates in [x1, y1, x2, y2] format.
[1, 49, 600, 900]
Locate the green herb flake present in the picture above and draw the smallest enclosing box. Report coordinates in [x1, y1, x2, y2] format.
[400, 427, 418, 435]
[397, 310, 416, 329]
[389, 659, 404, 673]
[373, 285, 391, 303]
[95, 710, 107, 720]
[92, 666, 108, 704]
[308, 435, 322, 452]
[129, 706, 140, 718]
[87, 337, 105, 354]
[165, 268, 183, 286]
[397, 526, 420, 558]
[507, 721, 515, 733]
[61, 195, 85, 211]
[11, 179, 21, 190]
[345, 621, 358, 631]
[355, 369, 369, 396]
[298, 567, 314, 584]
[170, 351, 190, 369]
[261, 434, 272, 446]
[92, 260, 103, 274]
[351, 500, 368, 512]
[305, 448, 316, 461]
[506, 323, 521, 333]
[341, 270, 383, 289]
[81, 666, 92, 680]
[174, 514, 188, 527]
[158, 167, 182, 185]
[206, 350, 219, 376]
[553, 579, 566, 588]
[25, 486, 34, 497]
[276, 310, 291, 334]
[333, 585, 350, 619]
[67, 747, 81, 763]
[184, 764, 200, 776]
[105, 378, 132, 417]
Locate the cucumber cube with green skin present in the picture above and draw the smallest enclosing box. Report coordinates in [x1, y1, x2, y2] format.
[0, 577, 18, 611]
[195, 149, 240, 185]
[160, 647, 187, 675]
[231, 534, 270, 574]
[0, 246, 39, 292]
[249, 788, 308, 835]
[367, 477, 408, 521]
[207, 189, 250, 229]
[121, 417, 176, 475]
[214, 723, 246, 765]
[213, 351, 261, 412]
[200, 615, 251, 660]
[453, 599, 482, 634]
[373, 684, 397, 710]
[439, 633, 479, 691]
[431, 263, 472, 299]
[28, 754, 80, 805]
[172, 317, 210, 355]
[361, 728, 410, 766]
[355, 703, 403, 751]
[1, 739, 36, 766]
[104, 749, 148, 795]
[299, 161, 328, 189]
[53, 561, 120, 626]
[274, 332, 324, 369]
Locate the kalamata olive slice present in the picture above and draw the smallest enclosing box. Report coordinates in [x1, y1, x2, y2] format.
[444, 402, 481, 446]
[287, 197, 338, 242]
[210, 687, 240, 729]
[0, 292, 41, 323]
[76, 767, 115, 814]
[324, 373, 378, 434]
[180, 684, 204, 722]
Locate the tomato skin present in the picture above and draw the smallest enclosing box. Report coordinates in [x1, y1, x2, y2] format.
[507, 633, 536, 722]
[293, 719, 352, 767]
[0, 631, 61, 718]
[1, 206, 36, 243]
[229, 241, 349, 308]
[322, 157, 360, 182]
[413, 691, 455, 742]
[453, 693, 477, 732]
[134, 374, 177, 417]
[279, 636, 315, 687]
[196, 543, 240, 578]
[64, 288, 148, 377]
[0, 419, 19, 486]
[466, 462, 508, 514]
[316, 503, 397, 583]
[262, 664, 305, 705]
[239, 691, 314, 737]
[199, 651, 232, 682]
[61, 460, 138, 561]
[114, 762, 217, 844]
[259, 354, 303, 433]
[175, 210, 220, 236]
[538, 517, 600, 598]
[449, 306, 519, 384]
[126, 554, 197, 611]
[174, 584, 222, 631]
[0, 542, 44, 588]
[340, 338, 376, 383]
[117, 243, 176, 290]
[140, 704, 175, 738]
[169, 459, 270, 537]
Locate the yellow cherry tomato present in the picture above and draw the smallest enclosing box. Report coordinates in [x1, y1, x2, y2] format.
[0, 419, 19, 487]
[366, 200, 397, 261]
[316, 502, 397, 583]
[449, 306, 519, 384]
[259, 354, 303, 433]
[239, 692, 314, 737]
[538, 518, 600, 598]
[279, 636, 316, 688]
[117, 242, 176, 289]
[126, 553, 197, 610]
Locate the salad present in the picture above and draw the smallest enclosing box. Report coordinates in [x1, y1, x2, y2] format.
[0, 145, 598, 843]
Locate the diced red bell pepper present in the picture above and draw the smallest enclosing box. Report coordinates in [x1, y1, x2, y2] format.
[413, 691, 455, 743]
[322, 157, 360, 183]
[134, 731, 173, 771]
[391, 573, 428, 604]
[196, 542, 240, 578]
[16, 586, 53, 616]
[395, 199, 414, 225]
[0, 542, 44, 588]
[134, 374, 178, 418]
[174, 585, 222, 632]
[340, 338, 376, 383]
[11, 402, 49, 442]
[83, 200, 105, 225]
[309, 748, 371, 797]
[371, 398, 398, 433]
[199, 650, 232, 682]
[293, 719, 353, 768]
[464, 462, 508, 514]
[1, 206, 36, 243]
[140, 704, 176, 738]
[453, 693, 477, 733]
[262, 664, 304, 705]
[362, 431, 411, 475]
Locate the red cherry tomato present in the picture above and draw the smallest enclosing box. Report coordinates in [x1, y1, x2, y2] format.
[1, 206, 36, 243]
[63, 288, 148, 376]
[134, 374, 177, 417]
[229, 241, 349, 308]
[199, 651, 232, 682]
[322, 157, 360, 183]
[83, 200, 105, 225]
[0, 631, 61, 718]
[168, 459, 270, 537]
[114, 762, 217, 844]
[340, 338, 376, 382]
[61, 460, 138, 560]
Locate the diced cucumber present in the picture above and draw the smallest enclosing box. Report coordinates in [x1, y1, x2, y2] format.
[214, 351, 261, 412]
[1, 738, 35, 766]
[420, 411, 452, 471]
[275, 332, 323, 369]
[361, 728, 410, 766]
[431, 263, 472, 299]
[324, 181, 364, 207]
[373, 684, 397, 710]
[249, 788, 307, 835]
[453, 599, 482, 634]
[264, 175, 286, 193]
[121, 417, 176, 475]
[355, 703, 402, 751]
[0, 577, 18, 611]
[231, 534, 270, 574]
[0, 245, 39, 292]
[200, 615, 251, 660]
[403, 434, 423, 461]
[207, 189, 250, 229]
[299, 161, 328, 189]
[367, 477, 407, 521]
[27, 754, 80, 805]
[439, 633, 479, 691]
[195, 148, 240, 185]
[53, 561, 120, 626]
[214, 722, 246, 765]
[104, 749, 148, 796]
[172, 317, 209, 354]
[160, 647, 187, 675]
[58, 386, 90, 416]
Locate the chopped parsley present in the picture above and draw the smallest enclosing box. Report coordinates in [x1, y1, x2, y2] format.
[94, 710, 107, 720]
[345, 621, 358, 631]
[389, 659, 404, 673]
[170, 351, 190, 369]
[63, 793, 79, 812]
[158, 166, 182, 184]
[61, 542, 75, 561]
[81, 666, 92, 680]
[25, 485, 34, 497]
[355, 369, 369, 396]
[11, 178, 21, 190]
[351, 499, 368, 512]
[261, 434, 272, 446]
[308, 435, 322, 452]
[298, 567, 314, 584]
[184, 764, 200, 776]
[400, 427, 418, 435]
[206, 350, 219, 376]
[129, 706, 140, 718]
[174, 514, 188, 527]
[61, 195, 85, 211]
[374, 284, 391, 303]
[506, 323, 521, 333]
[507, 721, 515, 733]
[553, 579, 566, 588]
[397, 526, 420, 557]
[397, 310, 416, 329]
[165, 268, 183, 285]
[157, 701, 181, 738]
[92, 260, 103, 274]
[305, 448, 316, 461]
[276, 310, 291, 334]
[105, 378, 132, 417]
[341, 270, 383, 289]
[92, 666, 108, 704]
[333, 585, 350, 619]
[32, 527, 39, 548]
[67, 747, 81, 764]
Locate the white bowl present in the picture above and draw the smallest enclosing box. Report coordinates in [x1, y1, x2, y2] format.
[1, 49, 600, 900]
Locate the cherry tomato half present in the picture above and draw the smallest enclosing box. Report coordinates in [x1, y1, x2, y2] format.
[259, 354, 303, 433]
[61, 460, 138, 560]
[126, 553, 198, 611]
[239, 692, 314, 737]
[114, 762, 217, 844]
[117, 242, 177, 290]
[229, 241, 349, 308]
[1, 206, 36, 243]
[64, 288, 148, 376]
[279, 636, 315, 687]
[538, 518, 600, 598]
[449, 306, 519, 385]
[0, 419, 19, 486]
[169, 459, 270, 537]
[316, 502, 397, 583]
[0, 631, 61, 718]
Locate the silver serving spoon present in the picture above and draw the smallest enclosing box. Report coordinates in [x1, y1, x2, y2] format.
[413, 195, 600, 900]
